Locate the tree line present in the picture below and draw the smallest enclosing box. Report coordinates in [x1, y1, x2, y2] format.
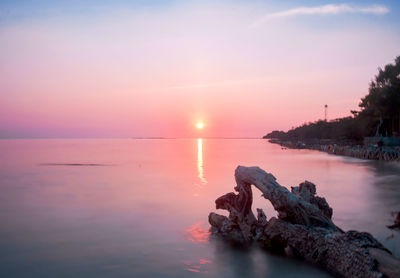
[264, 56, 400, 142]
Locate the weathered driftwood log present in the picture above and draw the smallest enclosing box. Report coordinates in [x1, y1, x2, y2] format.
[209, 166, 400, 278]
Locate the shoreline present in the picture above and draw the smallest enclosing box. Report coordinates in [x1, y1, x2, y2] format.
[268, 138, 400, 162]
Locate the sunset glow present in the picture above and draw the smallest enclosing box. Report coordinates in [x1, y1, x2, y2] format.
[0, 1, 399, 139]
[196, 123, 204, 130]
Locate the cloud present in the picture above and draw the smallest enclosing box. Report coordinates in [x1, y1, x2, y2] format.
[253, 4, 389, 26]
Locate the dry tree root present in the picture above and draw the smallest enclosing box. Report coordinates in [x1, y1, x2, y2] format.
[209, 166, 400, 278]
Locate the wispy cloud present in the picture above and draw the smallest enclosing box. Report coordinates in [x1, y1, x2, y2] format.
[253, 4, 389, 26]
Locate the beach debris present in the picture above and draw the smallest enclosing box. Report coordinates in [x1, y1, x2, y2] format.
[209, 166, 400, 278]
[388, 211, 400, 229]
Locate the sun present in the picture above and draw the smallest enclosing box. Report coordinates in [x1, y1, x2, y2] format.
[196, 122, 204, 129]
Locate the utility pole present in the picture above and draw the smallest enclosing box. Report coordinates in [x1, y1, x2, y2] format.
[324, 104, 328, 121]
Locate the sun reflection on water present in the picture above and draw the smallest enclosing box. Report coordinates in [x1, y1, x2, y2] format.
[197, 138, 207, 184]
[185, 221, 210, 243]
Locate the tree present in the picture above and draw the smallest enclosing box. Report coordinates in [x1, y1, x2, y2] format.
[359, 56, 400, 136]
[263, 55, 400, 141]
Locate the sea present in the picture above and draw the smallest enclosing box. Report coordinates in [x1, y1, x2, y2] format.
[0, 139, 399, 278]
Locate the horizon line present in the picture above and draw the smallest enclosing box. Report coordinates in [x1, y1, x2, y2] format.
[0, 136, 263, 140]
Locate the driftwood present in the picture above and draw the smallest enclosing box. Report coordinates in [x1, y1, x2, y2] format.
[209, 166, 400, 278]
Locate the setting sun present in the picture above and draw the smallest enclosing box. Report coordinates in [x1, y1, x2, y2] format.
[196, 122, 204, 129]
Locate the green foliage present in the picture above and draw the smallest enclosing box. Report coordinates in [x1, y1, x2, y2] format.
[264, 117, 365, 142]
[360, 56, 400, 116]
[359, 56, 400, 135]
[264, 56, 400, 141]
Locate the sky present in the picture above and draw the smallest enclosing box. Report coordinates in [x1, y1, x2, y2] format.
[0, 0, 399, 138]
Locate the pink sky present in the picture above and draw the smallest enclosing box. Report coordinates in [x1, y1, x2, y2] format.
[0, 2, 399, 138]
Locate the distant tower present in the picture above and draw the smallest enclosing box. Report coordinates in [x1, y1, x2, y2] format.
[324, 104, 328, 121]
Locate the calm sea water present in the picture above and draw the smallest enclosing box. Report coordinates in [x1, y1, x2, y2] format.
[0, 139, 399, 278]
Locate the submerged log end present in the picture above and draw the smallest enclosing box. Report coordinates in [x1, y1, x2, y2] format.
[208, 212, 249, 244]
